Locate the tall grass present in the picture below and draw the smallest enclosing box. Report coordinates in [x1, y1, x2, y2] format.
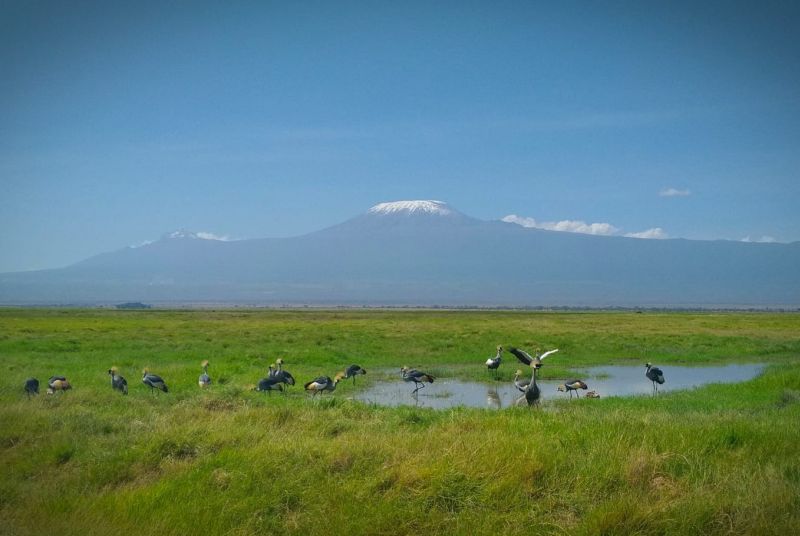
[0, 309, 798, 535]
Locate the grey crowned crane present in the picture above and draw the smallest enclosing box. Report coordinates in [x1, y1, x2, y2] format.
[585, 390, 601, 398]
[47, 376, 71, 394]
[198, 360, 211, 388]
[265, 360, 295, 390]
[400, 367, 435, 394]
[343, 364, 367, 385]
[513, 369, 530, 393]
[645, 363, 665, 393]
[268, 358, 287, 378]
[509, 347, 558, 407]
[485, 346, 503, 378]
[557, 379, 588, 399]
[508, 347, 559, 368]
[108, 367, 128, 395]
[142, 369, 168, 393]
[255, 376, 284, 394]
[273, 369, 296, 388]
[24, 378, 39, 397]
[304, 373, 344, 397]
[523, 362, 542, 407]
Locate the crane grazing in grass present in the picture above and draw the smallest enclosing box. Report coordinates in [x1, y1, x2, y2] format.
[198, 360, 211, 388]
[108, 367, 128, 395]
[265, 360, 295, 390]
[513, 369, 530, 392]
[304, 373, 344, 397]
[47, 376, 71, 394]
[273, 369, 296, 388]
[142, 369, 168, 394]
[400, 367, 435, 394]
[24, 378, 39, 397]
[645, 363, 665, 393]
[485, 345, 503, 378]
[255, 377, 284, 394]
[343, 365, 367, 385]
[557, 379, 588, 399]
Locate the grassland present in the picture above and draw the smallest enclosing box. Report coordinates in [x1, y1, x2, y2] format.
[1, 308, 799, 535]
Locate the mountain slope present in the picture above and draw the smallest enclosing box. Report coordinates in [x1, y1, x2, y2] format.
[1, 201, 798, 306]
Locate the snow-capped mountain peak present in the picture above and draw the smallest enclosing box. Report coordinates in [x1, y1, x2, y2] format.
[367, 200, 454, 216]
[161, 229, 232, 241]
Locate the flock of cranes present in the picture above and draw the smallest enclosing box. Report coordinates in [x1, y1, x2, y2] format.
[21, 348, 667, 405]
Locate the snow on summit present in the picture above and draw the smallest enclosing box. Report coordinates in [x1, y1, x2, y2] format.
[161, 230, 233, 241]
[368, 200, 454, 216]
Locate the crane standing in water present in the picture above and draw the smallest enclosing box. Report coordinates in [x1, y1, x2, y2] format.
[509, 346, 558, 407]
[557, 379, 588, 400]
[400, 367, 435, 394]
[645, 363, 665, 393]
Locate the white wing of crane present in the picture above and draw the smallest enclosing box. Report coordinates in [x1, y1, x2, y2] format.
[538, 349, 559, 360]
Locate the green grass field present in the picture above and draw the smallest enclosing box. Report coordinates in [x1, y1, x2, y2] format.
[1, 309, 799, 535]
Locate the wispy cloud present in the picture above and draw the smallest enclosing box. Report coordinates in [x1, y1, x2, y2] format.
[625, 228, 668, 239]
[741, 235, 776, 243]
[502, 215, 618, 235]
[659, 187, 691, 197]
[503, 215, 668, 240]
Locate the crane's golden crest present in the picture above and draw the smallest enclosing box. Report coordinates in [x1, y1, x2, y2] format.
[201, 359, 209, 367]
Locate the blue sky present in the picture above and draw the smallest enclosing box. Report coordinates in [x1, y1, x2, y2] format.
[1, 1, 798, 271]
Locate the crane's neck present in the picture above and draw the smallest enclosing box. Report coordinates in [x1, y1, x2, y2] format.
[529, 367, 539, 389]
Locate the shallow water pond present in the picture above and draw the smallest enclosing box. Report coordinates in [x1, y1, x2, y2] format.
[352, 363, 766, 410]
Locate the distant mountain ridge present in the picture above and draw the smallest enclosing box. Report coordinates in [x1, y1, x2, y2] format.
[1, 200, 798, 307]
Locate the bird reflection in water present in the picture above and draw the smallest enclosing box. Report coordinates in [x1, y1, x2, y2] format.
[486, 387, 501, 409]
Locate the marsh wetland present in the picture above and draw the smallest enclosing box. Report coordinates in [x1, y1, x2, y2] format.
[1, 309, 799, 535]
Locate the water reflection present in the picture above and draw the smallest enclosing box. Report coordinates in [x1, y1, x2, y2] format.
[353, 363, 765, 410]
[486, 388, 501, 409]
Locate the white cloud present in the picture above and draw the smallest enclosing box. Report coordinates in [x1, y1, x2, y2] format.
[625, 228, 668, 239]
[659, 188, 691, 197]
[503, 214, 619, 236]
[503, 215, 667, 240]
[501, 215, 619, 236]
[741, 235, 776, 243]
